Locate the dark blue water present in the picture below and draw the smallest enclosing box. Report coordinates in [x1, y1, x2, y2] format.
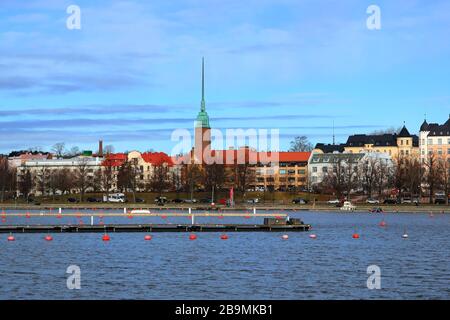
[0, 209, 449, 299]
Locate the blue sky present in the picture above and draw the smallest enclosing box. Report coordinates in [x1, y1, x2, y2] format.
[0, 0, 449, 155]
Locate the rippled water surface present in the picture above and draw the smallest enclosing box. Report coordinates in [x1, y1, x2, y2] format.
[0, 209, 449, 299]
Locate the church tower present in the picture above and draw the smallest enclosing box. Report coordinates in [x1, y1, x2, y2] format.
[194, 57, 211, 164]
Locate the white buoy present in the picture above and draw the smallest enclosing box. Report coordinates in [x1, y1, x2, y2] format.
[282, 234, 289, 240]
[402, 234, 408, 238]
[309, 234, 317, 239]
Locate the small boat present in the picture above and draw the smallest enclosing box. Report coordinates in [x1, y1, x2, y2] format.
[340, 201, 356, 211]
[130, 209, 151, 214]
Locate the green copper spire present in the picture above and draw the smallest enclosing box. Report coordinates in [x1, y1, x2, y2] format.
[196, 57, 210, 128]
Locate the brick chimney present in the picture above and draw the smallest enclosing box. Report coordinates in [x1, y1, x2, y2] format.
[98, 140, 103, 157]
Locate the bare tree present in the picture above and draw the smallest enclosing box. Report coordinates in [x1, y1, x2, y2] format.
[101, 165, 114, 193]
[150, 163, 170, 197]
[233, 163, 256, 201]
[74, 158, 91, 202]
[289, 136, 313, 152]
[55, 169, 74, 195]
[35, 167, 49, 197]
[183, 164, 203, 200]
[374, 158, 394, 199]
[423, 152, 441, 204]
[52, 142, 66, 158]
[204, 163, 226, 201]
[18, 169, 33, 200]
[0, 158, 16, 202]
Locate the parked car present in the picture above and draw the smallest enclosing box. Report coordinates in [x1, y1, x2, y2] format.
[366, 198, 380, 204]
[199, 198, 212, 204]
[292, 198, 308, 204]
[154, 196, 167, 204]
[435, 198, 446, 204]
[184, 199, 198, 203]
[87, 197, 99, 203]
[401, 197, 412, 204]
[327, 199, 340, 204]
[67, 197, 79, 203]
[246, 198, 260, 204]
[172, 198, 184, 203]
[383, 198, 398, 204]
[135, 198, 145, 203]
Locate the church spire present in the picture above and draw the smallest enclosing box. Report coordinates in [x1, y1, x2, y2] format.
[201, 57, 205, 112]
[195, 57, 210, 128]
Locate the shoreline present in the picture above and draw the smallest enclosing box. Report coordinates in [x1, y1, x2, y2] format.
[1, 203, 449, 213]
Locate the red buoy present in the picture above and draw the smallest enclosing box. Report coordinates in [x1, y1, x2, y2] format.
[56, 214, 62, 219]
[161, 215, 167, 219]
[352, 233, 360, 239]
[220, 234, 228, 240]
[244, 215, 251, 219]
[218, 215, 224, 219]
[102, 234, 110, 241]
[127, 215, 133, 219]
[379, 221, 386, 227]
[76, 212, 81, 218]
[26, 212, 31, 219]
[144, 235, 152, 241]
[7, 235, 15, 241]
[189, 234, 197, 240]
[45, 235, 53, 241]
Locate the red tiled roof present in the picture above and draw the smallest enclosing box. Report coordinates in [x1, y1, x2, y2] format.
[277, 152, 311, 162]
[102, 153, 127, 167]
[141, 152, 174, 166]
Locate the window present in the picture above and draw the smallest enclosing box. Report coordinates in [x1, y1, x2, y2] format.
[406, 140, 409, 145]
[312, 167, 317, 173]
[438, 138, 443, 145]
[401, 140, 404, 145]
[448, 148, 450, 155]
[438, 149, 443, 155]
[322, 166, 328, 173]
[428, 138, 432, 145]
[279, 169, 286, 174]
[297, 169, 306, 175]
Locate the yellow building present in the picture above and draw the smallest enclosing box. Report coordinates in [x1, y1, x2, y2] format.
[344, 125, 419, 158]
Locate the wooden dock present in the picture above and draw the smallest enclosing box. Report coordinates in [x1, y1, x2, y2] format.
[0, 223, 311, 233]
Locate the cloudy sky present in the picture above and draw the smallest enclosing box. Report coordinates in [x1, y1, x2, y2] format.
[0, 0, 449, 155]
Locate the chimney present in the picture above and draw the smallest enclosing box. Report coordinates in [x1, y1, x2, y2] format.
[98, 140, 103, 157]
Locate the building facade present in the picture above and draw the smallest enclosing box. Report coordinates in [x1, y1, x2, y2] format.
[419, 116, 450, 161]
[344, 125, 419, 158]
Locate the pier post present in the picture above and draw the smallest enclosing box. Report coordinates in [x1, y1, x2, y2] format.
[58, 208, 62, 214]
[124, 207, 127, 214]
[188, 207, 191, 215]
[253, 207, 256, 215]
[90, 216, 94, 226]
[191, 214, 195, 225]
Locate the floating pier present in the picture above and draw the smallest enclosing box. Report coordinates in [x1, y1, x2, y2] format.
[0, 223, 311, 233]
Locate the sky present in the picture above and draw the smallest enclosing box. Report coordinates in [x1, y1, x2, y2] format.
[0, 0, 449, 155]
